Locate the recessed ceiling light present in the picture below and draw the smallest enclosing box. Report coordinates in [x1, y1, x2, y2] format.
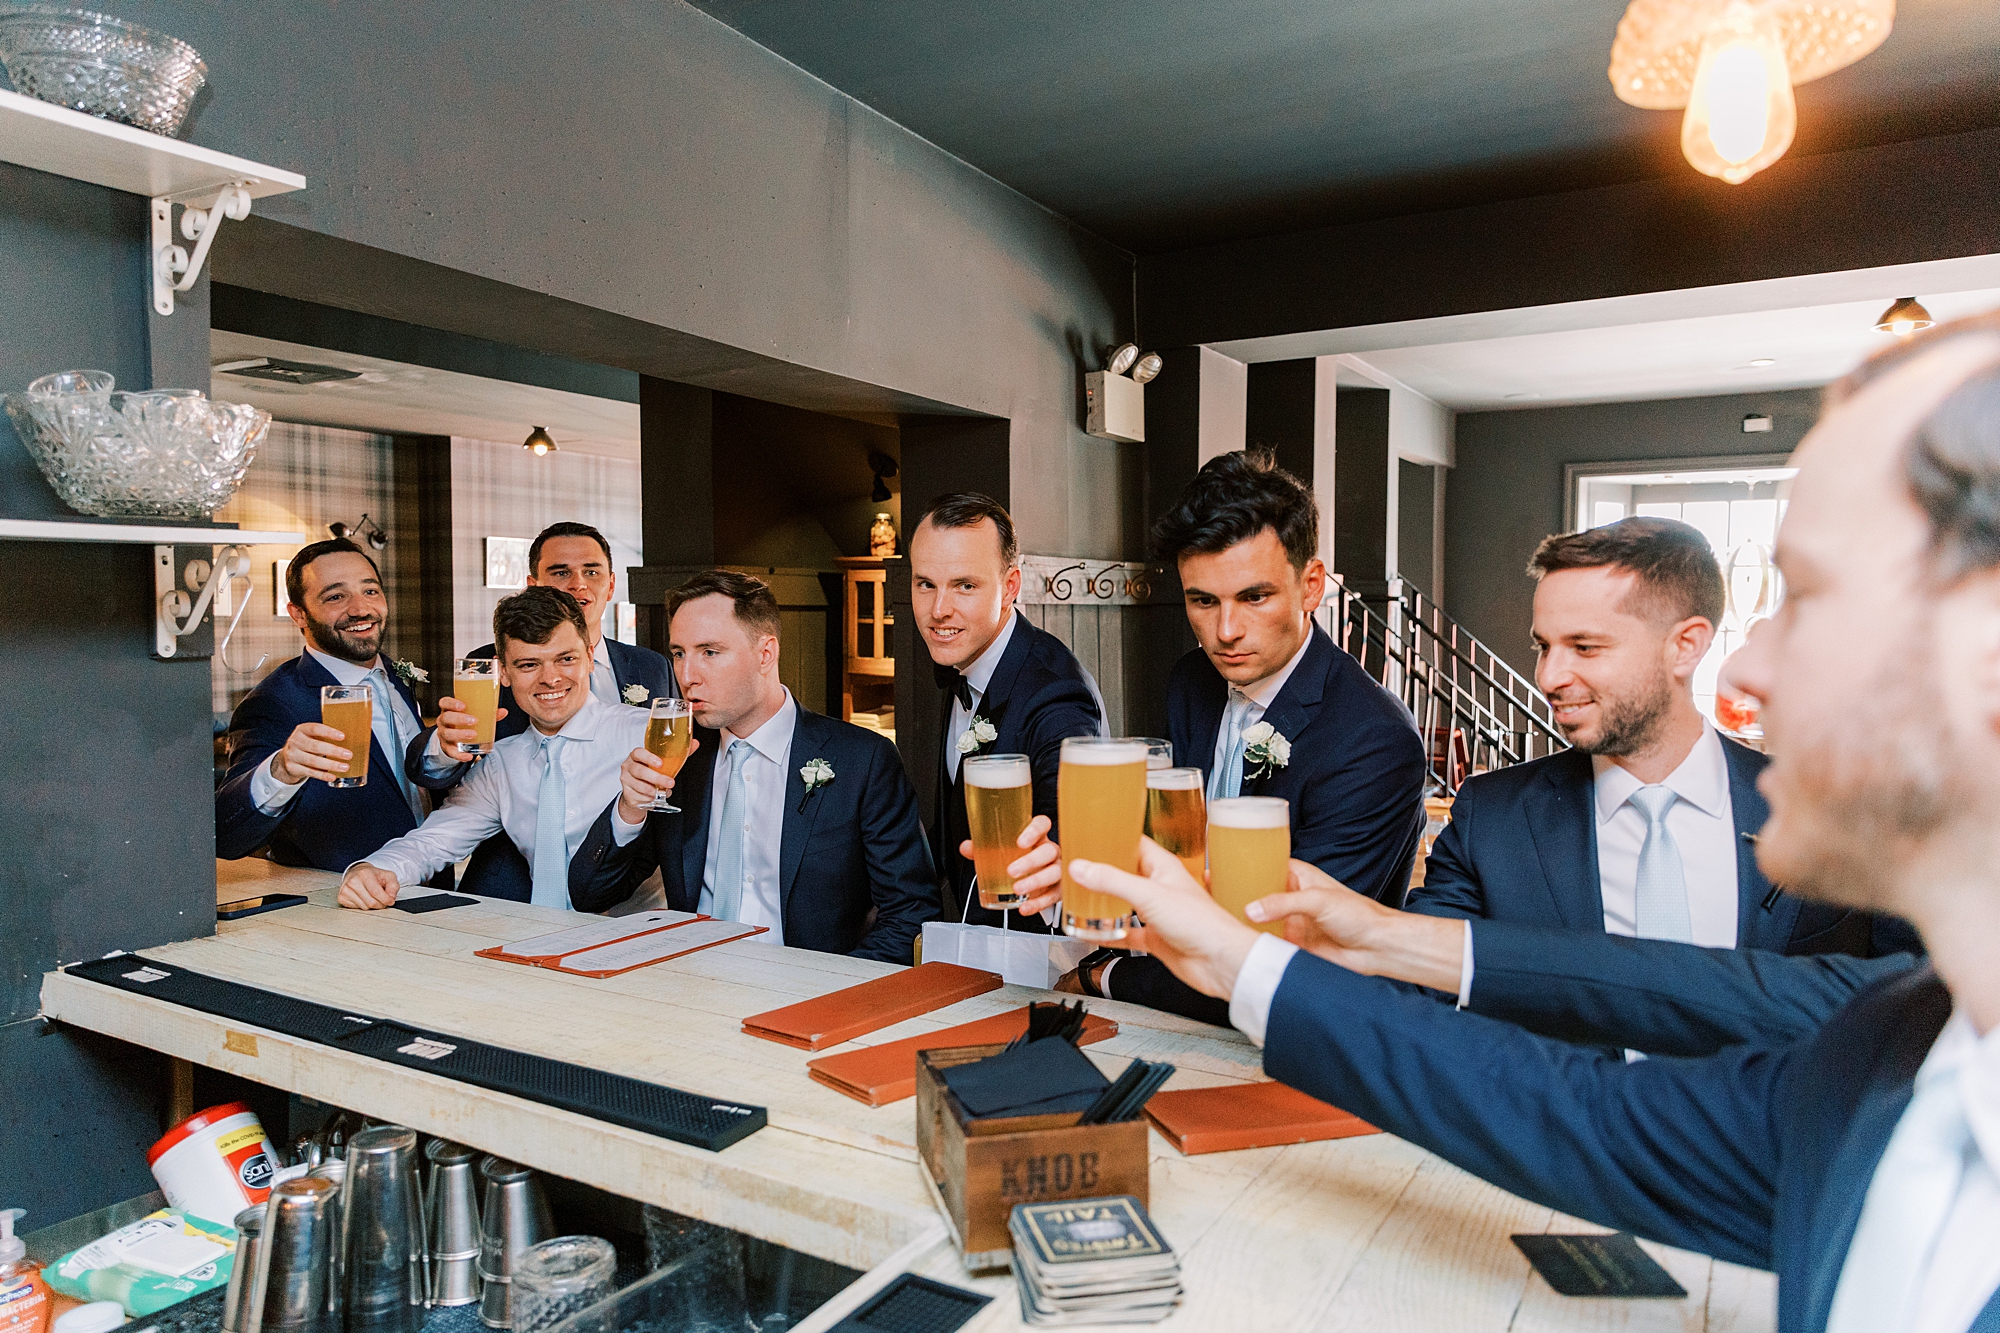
[1747, 358, 1776, 368]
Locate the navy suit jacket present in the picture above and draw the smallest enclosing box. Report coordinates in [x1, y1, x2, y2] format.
[1406, 740, 1915, 957]
[215, 654, 450, 887]
[1261, 951, 2000, 1333]
[1108, 626, 1428, 1023]
[608, 699, 940, 962]
[935, 614, 1102, 930]
[412, 636, 675, 902]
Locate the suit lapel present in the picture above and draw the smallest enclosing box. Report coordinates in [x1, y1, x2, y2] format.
[778, 701, 828, 915]
[1723, 739, 1794, 948]
[1188, 666, 1227, 784]
[369, 669, 422, 802]
[1245, 630, 1332, 795]
[1523, 752, 1603, 929]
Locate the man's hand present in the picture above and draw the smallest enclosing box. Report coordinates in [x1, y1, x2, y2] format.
[433, 694, 509, 763]
[959, 815, 1062, 916]
[1249, 860, 1465, 993]
[617, 739, 697, 824]
[270, 722, 357, 786]
[339, 863, 402, 910]
[1069, 839, 1260, 1000]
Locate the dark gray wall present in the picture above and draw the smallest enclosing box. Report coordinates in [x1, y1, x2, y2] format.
[0, 163, 217, 1223]
[1397, 459, 1436, 602]
[1333, 389, 1391, 587]
[1444, 388, 1821, 678]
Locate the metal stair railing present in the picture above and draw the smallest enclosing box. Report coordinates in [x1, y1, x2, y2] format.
[1319, 577, 1567, 794]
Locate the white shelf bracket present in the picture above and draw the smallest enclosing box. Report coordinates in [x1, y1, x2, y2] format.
[155, 543, 249, 657]
[152, 184, 253, 316]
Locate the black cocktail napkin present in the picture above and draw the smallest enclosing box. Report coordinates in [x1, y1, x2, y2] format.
[941, 1035, 1110, 1118]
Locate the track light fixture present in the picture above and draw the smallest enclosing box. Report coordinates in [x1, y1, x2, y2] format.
[523, 426, 558, 456]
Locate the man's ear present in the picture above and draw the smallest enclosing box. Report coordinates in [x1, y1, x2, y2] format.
[1667, 615, 1716, 681]
[1001, 563, 1022, 612]
[1300, 557, 1328, 611]
[285, 602, 310, 636]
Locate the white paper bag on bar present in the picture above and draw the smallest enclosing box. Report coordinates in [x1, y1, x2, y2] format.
[921, 921, 1096, 990]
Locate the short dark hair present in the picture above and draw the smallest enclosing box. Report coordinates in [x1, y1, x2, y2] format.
[1151, 450, 1319, 570]
[1528, 517, 1724, 626]
[914, 492, 1019, 567]
[665, 569, 782, 642]
[287, 538, 380, 609]
[529, 521, 613, 574]
[493, 585, 589, 654]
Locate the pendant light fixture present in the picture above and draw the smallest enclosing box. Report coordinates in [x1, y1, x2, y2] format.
[522, 426, 558, 456]
[1609, 0, 1894, 184]
[1874, 297, 1934, 337]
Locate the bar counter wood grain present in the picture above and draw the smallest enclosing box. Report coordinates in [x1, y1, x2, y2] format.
[44, 865, 1775, 1333]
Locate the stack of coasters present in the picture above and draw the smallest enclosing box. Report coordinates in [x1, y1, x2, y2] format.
[1008, 1196, 1183, 1325]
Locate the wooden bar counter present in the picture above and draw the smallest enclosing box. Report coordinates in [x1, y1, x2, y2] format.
[45, 865, 1774, 1332]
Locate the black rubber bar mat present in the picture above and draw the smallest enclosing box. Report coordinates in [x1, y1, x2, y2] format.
[63, 954, 767, 1153]
[827, 1273, 990, 1333]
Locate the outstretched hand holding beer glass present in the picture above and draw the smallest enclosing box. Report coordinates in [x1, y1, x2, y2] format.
[431, 657, 508, 763]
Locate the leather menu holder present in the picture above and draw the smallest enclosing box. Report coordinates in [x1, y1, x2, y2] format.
[741, 962, 1003, 1051]
[808, 1010, 1119, 1106]
[1143, 1079, 1379, 1155]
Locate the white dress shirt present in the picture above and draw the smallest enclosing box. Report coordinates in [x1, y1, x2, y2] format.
[250, 647, 433, 816]
[945, 610, 1019, 781]
[358, 694, 647, 903]
[700, 688, 798, 941]
[589, 634, 620, 707]
[1207, 631, 1314, 781]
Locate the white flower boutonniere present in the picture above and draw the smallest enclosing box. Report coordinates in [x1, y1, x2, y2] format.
[1242, 721, 1291, 779]
[955, 716, 999, 756]
[393, 659, 429, 686]
[622, 683, 651, 705]
[798, 757, 835, 812]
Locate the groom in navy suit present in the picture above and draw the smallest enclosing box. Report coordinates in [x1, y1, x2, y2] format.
[1407, 517, 1916, 981]
[215, 538, 453, 885]
[1066, 316, 2000, 1333]
[1079, 451, 1428, 1020]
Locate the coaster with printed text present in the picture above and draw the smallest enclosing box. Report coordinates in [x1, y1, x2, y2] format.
[1511, 1232, 1688, 1298]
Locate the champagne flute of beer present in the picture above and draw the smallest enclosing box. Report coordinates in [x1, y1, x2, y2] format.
[644, 697, 694, 812]
[319, 685, 372, 788]
[1208, 796, 1291, 934]
[1057, 737, 1149, 940]
[453, 656, 499, 755]
[964, 753, 1034, 910]
[1145, 766, 1207, 884]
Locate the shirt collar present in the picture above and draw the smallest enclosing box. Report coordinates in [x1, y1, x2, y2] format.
[961, 610, 1019, 701]
[1592, 721, 1730, 824]
[530, 692, 614, 745]
[306, 645, 385, 687]
[723, 687, 797, 766]
[593, 634, 612, 672]
[1236, 631, 1314, 712]
[1920, 1008, 2000, 1172]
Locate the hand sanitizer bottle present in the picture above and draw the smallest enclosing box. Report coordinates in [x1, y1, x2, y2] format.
[0, 1210, 52, 1333]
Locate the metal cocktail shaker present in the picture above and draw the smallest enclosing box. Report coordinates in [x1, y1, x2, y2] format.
[477, 1158, 553, 1329]
[424, 1140, 483, 1307]
[340, 1126, 429, 1333]
[221, 1204, 266, 1333]
[250, 1175, 341, 1333]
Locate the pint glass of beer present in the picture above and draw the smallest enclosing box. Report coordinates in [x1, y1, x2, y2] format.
[1135, 738, 1173, 771]
[1208, 796, 1291, 934]
[1057, 736, 1149, 940]
[964, 753, 1033, 910]
[1145, 766, 1207, 883]
[452, 657, 499, 754]
[320, 685, 372, 788]
[644, 698, 694, 812]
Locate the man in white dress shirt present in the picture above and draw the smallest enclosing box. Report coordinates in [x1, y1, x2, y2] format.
[338, 586, 662, 913]
[1067, 315, 2000, 1333]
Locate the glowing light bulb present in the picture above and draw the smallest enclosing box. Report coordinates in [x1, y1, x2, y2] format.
[1680, 18, 1795, 184]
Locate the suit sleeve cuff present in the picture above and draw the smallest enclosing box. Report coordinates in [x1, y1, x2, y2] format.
[1227, 934, 1300, 1048]
[611, 805, 646, 846]
[1458, 919, 1475, 1010]
[250, 753, 306, 814]
[419, 727, 464, 779]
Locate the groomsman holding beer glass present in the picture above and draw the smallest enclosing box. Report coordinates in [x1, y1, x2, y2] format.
[909, 493, 1101, 929]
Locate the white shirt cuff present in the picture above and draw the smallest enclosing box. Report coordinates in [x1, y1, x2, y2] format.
[1227, 934, 1300, 1048]
[1096, 957, 1119, 995]
[1457, 919, 1475, 1010]
[611, 805, 646, 846]
[250, 752, 307, 815]
[419, 728, 463, 779]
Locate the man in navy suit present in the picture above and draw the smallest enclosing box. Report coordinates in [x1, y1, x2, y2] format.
[1080, 451, 1428, 1020]
[613, 570, 938, 963]
[215, 538, 455, 885]
[1407, 518, 1914, 1010]
[908, 492, 1100, 930]
[1066, 317, 2000, 1333]
[421, 522, 675, 899]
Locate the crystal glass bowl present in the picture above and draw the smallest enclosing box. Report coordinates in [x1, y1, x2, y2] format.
[0, 6, 207, 136]
[4, 369, 270, 519]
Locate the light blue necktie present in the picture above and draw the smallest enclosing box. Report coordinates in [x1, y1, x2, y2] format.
[529, 734, 570, 910]
[708, 740, 753, 922]
[1630, 785, 1693, 942]
[1209, 689, 1255, 804]
[367, 667, 421, 817]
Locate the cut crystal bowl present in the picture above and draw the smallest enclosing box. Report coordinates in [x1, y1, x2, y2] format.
[4, 370, 270, 519]
[0, 6, 207, 136]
